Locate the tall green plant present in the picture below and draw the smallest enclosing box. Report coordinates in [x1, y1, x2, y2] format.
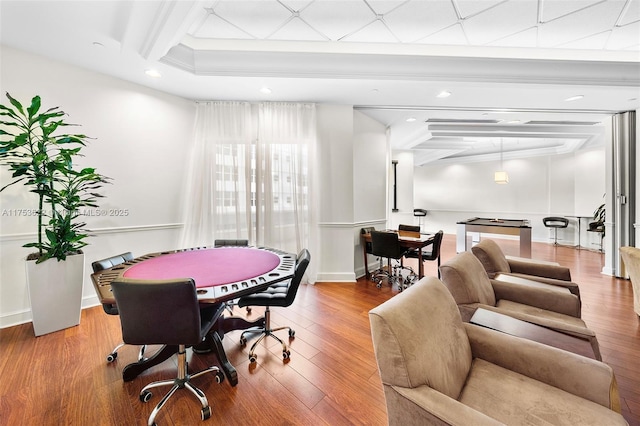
[0, 93, 109, 263]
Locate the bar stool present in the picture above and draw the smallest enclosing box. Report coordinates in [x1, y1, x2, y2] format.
[543, 217, 569, 245]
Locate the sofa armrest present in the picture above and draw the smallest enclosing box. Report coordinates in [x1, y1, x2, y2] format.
[491, 279, 581, 318]
[464, 323, 621, 412]
[388, 385, 504, 425]
[507, 258, 572, 281]
[496, 272, 581, 298]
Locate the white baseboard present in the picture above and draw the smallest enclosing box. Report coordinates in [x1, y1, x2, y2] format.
[316, 272, 356, 282]
[1, 295, 101, 330]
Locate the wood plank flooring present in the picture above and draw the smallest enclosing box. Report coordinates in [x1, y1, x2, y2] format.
[1, 234, 639, 425]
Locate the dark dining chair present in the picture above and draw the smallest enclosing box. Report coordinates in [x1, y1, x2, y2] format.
[370, 231, 413, 289]
[398, 224, 421, 233]
[111, 278, 225, 425]
[91, 252, 141, 363]
[405, 230, 444, 279]
[237, 249, 311, 363]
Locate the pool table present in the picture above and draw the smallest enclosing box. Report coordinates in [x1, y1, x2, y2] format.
[456, 217, 532, 257]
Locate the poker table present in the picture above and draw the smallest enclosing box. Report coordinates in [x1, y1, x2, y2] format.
[456, 217, 532, 257]
[91, 246, 297, 385]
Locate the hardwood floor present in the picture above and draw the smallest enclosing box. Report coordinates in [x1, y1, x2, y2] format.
[1, 234, 639, 425]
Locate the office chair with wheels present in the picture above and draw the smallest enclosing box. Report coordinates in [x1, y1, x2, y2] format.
[543, 217, 569, 245]
[214, 239, 249, 247]
[91, 252, 145, 363]
[214, 239, 250, 314]
[370, 231, 413, 289]
[405, 230, 444, 280]
[111, 278, 225, 426]
[237, 249, 311, 363]
[361, 227, 382, 277]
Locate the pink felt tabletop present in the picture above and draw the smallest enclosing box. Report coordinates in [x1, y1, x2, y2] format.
[123, 247, 281, 288]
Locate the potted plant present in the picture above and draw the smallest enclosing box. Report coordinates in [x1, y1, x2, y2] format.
[0, 93, 109, 335]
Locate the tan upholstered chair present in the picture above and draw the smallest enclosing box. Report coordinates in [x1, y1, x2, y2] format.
[369, 277, 626, 426]
[440, 251, 601, 360]
[471, 238, 580, 297]
[619, 247, 640, 317]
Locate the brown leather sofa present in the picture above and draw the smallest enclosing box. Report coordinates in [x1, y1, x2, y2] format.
[619, 246, 640, 317]
[369, 277, 626, 425]
[471, 238, 580, 298]
[439, 251, 601, 360]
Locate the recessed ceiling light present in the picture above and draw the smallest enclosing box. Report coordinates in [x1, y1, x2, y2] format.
[406, 117, 417, 122]
[260, 87, 272, 94]
[145, 69, 162, 78]
[436, 91, 451, 98]
[565, 95, 584, 102]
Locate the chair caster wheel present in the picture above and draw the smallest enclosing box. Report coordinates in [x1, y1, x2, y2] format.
[289, 329, 295, 338]
[201, 406, 211, 420]
[140, 390, 152, 402]
[215, 371, 225, 384]
[283, 350, 290, 360]
[106, 352, 117, 363]
[239, 336, 247, 346]
[249, 354, 257, 363]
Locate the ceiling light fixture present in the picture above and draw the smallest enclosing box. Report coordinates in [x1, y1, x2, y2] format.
[436, 90, 451, 98]
[565, 95, 584, 102]
[145, 69, 161, 78]
[260, 87, 272, 94]
[494, 138, 509, 184]
[406, 117, 417, 122]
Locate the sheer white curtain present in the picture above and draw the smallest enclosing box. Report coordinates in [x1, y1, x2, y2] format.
[181, 101, 253, 247]
[181, 101, 317, 282]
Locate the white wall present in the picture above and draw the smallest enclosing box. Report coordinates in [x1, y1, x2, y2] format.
[0, 46, 195, 328]
[413, 147, 606, 248]
[316, 104, 355, 282]
[353, 111, 388, 278]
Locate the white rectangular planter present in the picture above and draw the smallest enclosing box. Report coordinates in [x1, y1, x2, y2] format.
[25, 253, 85, 336]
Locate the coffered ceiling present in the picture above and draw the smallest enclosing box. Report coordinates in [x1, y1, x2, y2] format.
[1, 0, 639, 165]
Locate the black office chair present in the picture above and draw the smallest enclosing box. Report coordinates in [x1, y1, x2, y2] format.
[398, 224, 420, 233]
[91, 252, 144, 363]
[370, 231, 412, 289]
[110, 278, 225, 425]
[214, 239, 250, 314]
[405, 230, 444, 280]
[214, 239, 249, 247]
[360, 227, 376, 255]
[361, 227, 382, 277]
[237, 249, 311, 363]
[543, 217, 569, 245]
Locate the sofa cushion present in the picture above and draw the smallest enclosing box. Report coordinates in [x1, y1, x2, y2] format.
[440, 251, 496, 306]
[459, 359, 627, 425]
[471, 240, 511, 278]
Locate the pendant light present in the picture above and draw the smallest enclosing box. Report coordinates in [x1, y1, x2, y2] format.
[494, 138, 509, 184]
